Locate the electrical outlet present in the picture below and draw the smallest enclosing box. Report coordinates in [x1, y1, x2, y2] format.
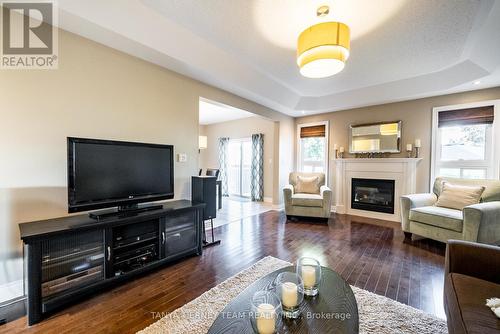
[177, 153, 187, 162]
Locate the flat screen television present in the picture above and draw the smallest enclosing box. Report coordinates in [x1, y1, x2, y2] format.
[67, 137, 174, 213]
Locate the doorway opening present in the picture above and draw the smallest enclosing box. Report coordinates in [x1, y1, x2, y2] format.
[198, 97, 275, 228]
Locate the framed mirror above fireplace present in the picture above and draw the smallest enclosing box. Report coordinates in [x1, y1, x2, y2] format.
[349, 121, 401, 154]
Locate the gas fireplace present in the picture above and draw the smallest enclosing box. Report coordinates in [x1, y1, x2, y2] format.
[351, 178, 395, 214]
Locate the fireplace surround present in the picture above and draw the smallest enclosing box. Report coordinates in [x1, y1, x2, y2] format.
[333, 158, 422, 222]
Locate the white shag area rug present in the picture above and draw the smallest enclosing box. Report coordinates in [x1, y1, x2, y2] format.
[138, 256, 447, 334]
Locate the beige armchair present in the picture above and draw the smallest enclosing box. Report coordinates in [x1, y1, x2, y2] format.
[400, 177, 500, 244]
[283, 172, 332, 221]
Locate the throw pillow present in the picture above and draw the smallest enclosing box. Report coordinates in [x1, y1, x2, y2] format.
[435, 182, 485, 210]
[295, 176, 320, 194]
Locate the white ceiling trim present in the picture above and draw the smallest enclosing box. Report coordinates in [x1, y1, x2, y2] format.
[298, 60, 490, 113]
[51, 0, 500, 117]
[199, 98, 256, 125]
[56, 1, 299, 115]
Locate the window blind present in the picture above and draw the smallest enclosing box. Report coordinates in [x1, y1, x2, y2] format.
[438, 106, 494, 128]
[300, 125, 326, 138]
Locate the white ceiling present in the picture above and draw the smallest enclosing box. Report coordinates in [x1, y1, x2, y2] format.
[199, 98, 255, 125]
[53, 0, 500, 117]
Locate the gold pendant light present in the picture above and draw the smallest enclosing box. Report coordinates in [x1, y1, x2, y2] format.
[297, 6, 350, 79]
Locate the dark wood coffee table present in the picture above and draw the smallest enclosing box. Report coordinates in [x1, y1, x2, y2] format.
[207, 266, 359, 333]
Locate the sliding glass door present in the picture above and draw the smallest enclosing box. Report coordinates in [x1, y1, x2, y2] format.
[228, 138, 252, 197]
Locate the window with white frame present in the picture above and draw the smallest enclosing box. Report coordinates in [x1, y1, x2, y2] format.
[432, 105, 495, 180]
[297, 122, 329, 177]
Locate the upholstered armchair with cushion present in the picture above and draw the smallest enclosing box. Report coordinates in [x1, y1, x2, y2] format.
[283, 172, 332, 220]
[400, 177, 500, 244]
[444, 240, 500, 333]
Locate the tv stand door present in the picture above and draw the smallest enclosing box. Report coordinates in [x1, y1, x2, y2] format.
[162, 210, 200, 259]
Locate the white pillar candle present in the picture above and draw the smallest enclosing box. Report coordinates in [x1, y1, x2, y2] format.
[281, 282, 298, 308]
[301, 266, 316, 288]
[414, 139, 421, 148]
[339, 146, 345, 153]
[333, 144, 338, 150]
[406, 144, 412, 151]
[256, 303, 276, 334]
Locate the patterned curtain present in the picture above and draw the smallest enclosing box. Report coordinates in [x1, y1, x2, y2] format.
[251, 133, 264, 201]
[218, 137, 230, 196]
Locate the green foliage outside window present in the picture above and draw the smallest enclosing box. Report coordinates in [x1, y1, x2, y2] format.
[302, 137, 325, 161]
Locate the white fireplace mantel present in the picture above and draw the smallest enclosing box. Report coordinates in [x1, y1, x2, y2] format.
[333, 158, 422, 222]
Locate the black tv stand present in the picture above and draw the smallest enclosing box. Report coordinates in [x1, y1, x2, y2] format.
[88, 203, 163, 220]
[19, 200, 204, 325]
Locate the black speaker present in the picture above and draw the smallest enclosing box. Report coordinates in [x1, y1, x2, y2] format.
[191, 176, 217, 220]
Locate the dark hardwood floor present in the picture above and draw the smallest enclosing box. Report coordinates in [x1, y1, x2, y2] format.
[1, 210, 446, 333]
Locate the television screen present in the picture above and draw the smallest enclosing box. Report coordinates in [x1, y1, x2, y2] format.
[68, 137, 174, 213]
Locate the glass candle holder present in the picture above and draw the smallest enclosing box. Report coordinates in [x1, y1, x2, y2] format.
[275, 272, 304, 319]
[250, 291, 282, 334]
[297, 257, 322, 297]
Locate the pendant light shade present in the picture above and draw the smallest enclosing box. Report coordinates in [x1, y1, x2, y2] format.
[297, 22, 350, 78]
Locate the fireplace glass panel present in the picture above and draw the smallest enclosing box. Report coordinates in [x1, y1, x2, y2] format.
[351, 178, 395, 214]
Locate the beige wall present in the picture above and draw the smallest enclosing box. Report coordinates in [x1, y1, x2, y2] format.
[0, 20, 293, 286]
[199, 117, 275, 201]
[296, 87, 500, 195]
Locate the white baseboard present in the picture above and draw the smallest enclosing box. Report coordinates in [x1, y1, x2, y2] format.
[0, 279, 23, 304]
[333, 204, 346, 214]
